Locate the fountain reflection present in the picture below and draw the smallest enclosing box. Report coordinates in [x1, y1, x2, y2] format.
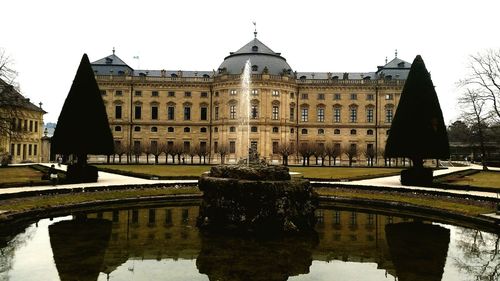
[49, 218, 112, 281]
[38, 205, 465, 280]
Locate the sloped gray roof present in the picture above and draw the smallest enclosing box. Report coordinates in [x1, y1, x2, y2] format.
[376, 57, 411, 79]
[218, 38, 293, 75]
[91, 54, 134, 76]
[133, 70, 213, 78]
[0, 78, 46, 113]
[296, 72, 377, 80]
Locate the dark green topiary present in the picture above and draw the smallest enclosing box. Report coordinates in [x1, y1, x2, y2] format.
[51, 54, 113, 163]
[385, 55, 449, 168]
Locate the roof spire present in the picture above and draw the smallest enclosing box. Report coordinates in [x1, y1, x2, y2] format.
[385, 56, 388, 64]
[112, 47, 115, 55]
[395, 49, 398, 58]
[253, 21, 257, 38]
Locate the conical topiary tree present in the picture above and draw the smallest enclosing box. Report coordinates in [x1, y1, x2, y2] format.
[51, 54, 113, 182]
[385, 55, 449, 185]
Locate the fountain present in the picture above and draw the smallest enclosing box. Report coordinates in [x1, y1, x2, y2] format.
[197, 60, 318, 234]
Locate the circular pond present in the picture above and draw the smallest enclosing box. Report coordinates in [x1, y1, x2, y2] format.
[0, 202, 498, 281]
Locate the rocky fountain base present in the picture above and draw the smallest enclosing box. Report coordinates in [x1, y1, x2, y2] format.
[197, 164, 318, 234]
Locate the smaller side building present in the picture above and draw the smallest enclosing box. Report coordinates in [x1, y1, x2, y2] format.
[0, 78, 46, 163]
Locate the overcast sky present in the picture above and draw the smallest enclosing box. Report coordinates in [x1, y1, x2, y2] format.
[3, 0, 499, 124]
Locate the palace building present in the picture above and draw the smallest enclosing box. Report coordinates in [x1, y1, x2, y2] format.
[0, 78, 46, 164]
[91, 34, 410, 165]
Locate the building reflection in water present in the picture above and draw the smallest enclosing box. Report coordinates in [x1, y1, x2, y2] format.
[46, 204, 449, 280]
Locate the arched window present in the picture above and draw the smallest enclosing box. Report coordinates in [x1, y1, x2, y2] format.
[251, 126, 258, 132]
[318, 128, 325, 135]
[252, 45, 259, 52]
[151, 126, 158, 132]
[229, 126, 236, 133]
[184, 127, 191, 133]
[272, 127, 279, 133]
[134, 126, 141, 132]
[301, 128, 308, 135]
[114, 126, 121, 132]
[252, 65, 258, 71]
[168, 127, 174, 133]
[334, 129, 340, 135]
[350, 129, 357, 135]
[214, 127, 219, 133]
[367, 129, 374, 135]
[200, 127, 207, 133]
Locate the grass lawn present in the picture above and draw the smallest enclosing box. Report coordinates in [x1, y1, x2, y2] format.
[439, 170, 500, 189]
[97, 164, 212, 178]
[97, 164, 403, 180]
[289, 166, 402, 180]
[0, 166, 47, 186]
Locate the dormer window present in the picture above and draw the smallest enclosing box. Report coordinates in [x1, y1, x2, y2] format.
[252, 45, 258, 52]
[105, 57, 113, 64]
[171, 73, 178, 78]
[252, 65, 258, 71]
[398, 62, 405, 68]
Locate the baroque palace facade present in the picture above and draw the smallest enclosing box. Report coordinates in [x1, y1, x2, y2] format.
[0, 78, 46, 164]
[92, 35, 410, 164]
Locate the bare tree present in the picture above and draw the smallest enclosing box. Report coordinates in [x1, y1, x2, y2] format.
[163, 142, 175, 164]
[298, 142, 314, 166]
[277, 142, 294, 166]
[172, 142, 184, 165]
[0, 48, 18, 85]
[364, 146, 376, 167]
[142, 142, 152, 164]
[459, 89, 491, 170]
[459, 49, 500, 121]
[151, 141, 164, 164]
[314, 143, 326, 166]
[343, 144, 358, 167]
[114, 142, 127, 163]
[198, 143, 209, 164]
[216, 142, 228, 164]
[188, 143, 197, 164]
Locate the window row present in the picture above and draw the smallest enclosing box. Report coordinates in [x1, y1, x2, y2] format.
[116, 126, 208, 133]
[114, 105, 208, 121]
[107, 90, 208, 98]
[300, 107, 393, 123]
[10, 118, 39, 133]
[299, 128, 375, 136]
[9, 143, 38, 157]
[299, 93, 394, 101]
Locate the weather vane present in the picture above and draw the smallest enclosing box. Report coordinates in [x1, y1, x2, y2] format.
[253, 21, 257, 38]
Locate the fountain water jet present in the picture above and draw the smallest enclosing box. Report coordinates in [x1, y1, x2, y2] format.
[239, 59, 252, 164]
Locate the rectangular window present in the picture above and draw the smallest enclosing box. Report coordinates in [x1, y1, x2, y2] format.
[385, 94, 394, 100]
[229, 141, 236, 153]
[34, 121, 38, 132]
[334, 108, 341, 123]
[200, 141, 207, 152]
[230, 89, 237, 95]
[301, 108, 308, 122]
[151, 140, 158, 152]
[201, 92, 208, 98]
[367, 94, 374, 100]
[272, 90, 279, 96]
[200, 107, 208, 121]
[151, 106, 158, 120]
[28, 144, 32, 156]
[317, 93, 325, 100]
[24, 120, 28, 131]
[133, 140, 141, 152]
[367, 108, 374, 123]
[301, 93, 308, 100]
[251, 89, 258, 96]
[115, 105, 122, 119]
[251, 105, 258, 119]
[290, 92, 295, 99]
[290, 107, 295, 121]
[167, 106, 175, 120]
[135, 90, 142, 96]
[350, 93, 357, 100]
[386, 108, 393, 123]
[213, 141, 218, 153]
[230, 105, 236, 119]
[29, 120, 33, 132]
[272, 106, 279, 120]
[334, 93, 341, 100]
[350, 108, 357, 123]
[272, 141, 279, 154]
[34, 144, 37, 156]
[10, 143, 14, 156]
[115, 90, 123, 96]
[183, 141, 190, 152]
[168, 91, 175, 97]
[152, 91, 159, 97]
[134, 106, 142, 119]
[17, 144, 21, 156]
[184, 107, 191, 120]
[184, 91, 191, 97]
[214, 106, 219, 120]
[317, 108, 325, 122]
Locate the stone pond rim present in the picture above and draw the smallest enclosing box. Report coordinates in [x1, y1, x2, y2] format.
[196, 164, 319, 234]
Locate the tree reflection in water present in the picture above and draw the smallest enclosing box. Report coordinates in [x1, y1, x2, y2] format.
[0, 222, 35, 281]
[453, 228, 500, 281]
